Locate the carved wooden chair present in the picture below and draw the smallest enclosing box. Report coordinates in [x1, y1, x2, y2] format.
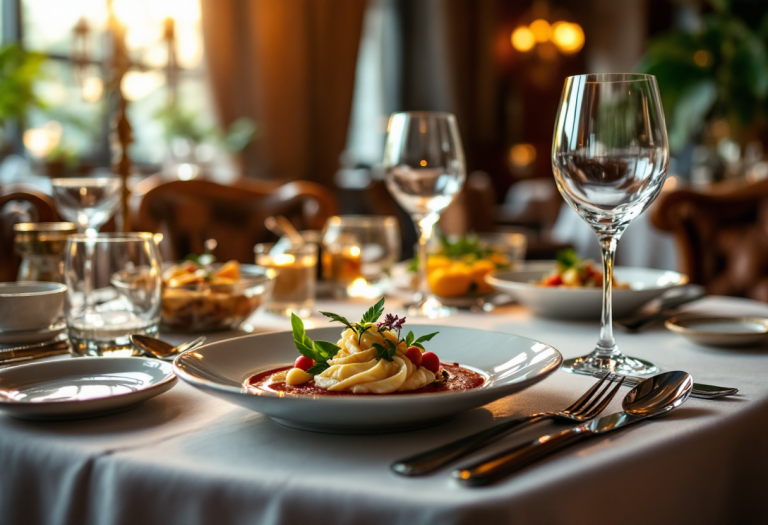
[652, 180, 768, 302]
[0, 185, 60, 282]
[129, 177, 338, 263]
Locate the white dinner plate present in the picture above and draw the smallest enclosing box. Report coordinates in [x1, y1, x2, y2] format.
[174, 325, 562, 434]
[0, 357, 177, 420]
[665, 316, 768, 347]
[487, 264, 688, 319]
[0, 319, 67, 345]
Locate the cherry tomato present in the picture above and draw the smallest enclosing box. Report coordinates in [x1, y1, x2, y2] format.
[404, 347, 422, 366]
[421, 352, 440, 374]
[294, 356, 314, 371]
[543, 274, 563, 287]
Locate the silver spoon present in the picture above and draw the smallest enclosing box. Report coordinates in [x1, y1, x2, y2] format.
[454, 370, 694, 486]
[264, 216, 305, 246]
[130, 334, 206, 361]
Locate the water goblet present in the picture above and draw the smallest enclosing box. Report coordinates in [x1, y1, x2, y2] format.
[383, 111, 466, 318]
[552, 73, 669, 375]
[51, 177, 121, 234]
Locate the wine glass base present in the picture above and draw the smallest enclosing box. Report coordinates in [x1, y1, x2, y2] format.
[561, 354, 658, 376]
[406, 297, 455, 319]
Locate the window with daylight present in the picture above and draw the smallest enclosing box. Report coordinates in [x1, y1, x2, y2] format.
[5, 0, 214, 168]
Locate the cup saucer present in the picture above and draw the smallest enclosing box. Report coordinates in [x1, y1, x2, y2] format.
[0, 319, 67, 345]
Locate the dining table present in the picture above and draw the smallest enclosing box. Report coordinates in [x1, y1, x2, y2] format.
[1, 294, 767, 525]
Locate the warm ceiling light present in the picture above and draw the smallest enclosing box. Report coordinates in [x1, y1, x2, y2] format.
[693, 49, 711, 67]
[529, 19, 552, 43]
[511, 27, 536, 52]
[552, 22, 585, 54]
[509, 143, 537, 167]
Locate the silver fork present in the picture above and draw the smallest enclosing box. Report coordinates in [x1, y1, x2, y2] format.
[391, 373, 625, 476]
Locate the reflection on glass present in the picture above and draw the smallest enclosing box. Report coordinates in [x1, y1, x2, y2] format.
[552, 73, 669, 376]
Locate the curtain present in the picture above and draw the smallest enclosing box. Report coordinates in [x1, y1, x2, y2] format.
[201, 0, 366, 184]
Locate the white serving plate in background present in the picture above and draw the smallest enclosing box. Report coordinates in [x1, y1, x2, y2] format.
[487, 265, 688, 320]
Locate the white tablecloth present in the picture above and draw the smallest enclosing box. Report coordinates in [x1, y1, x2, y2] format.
[2, 296, 768, 525]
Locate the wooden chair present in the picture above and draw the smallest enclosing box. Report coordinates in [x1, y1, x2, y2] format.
[129, 177, 338, 263]
[652, 180, 768, 302]
[438, 171, 498, 236]
[0, 185, 60, 282]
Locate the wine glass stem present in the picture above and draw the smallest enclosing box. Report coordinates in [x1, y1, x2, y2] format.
[596, 235, 619, 358]
[415, 214, 438, 302]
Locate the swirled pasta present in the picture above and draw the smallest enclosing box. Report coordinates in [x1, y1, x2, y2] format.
[312, 326, 436, 394]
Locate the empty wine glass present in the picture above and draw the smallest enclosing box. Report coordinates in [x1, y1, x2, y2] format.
[552, 73, 669, 376]
[51, 177, 121, 234]
[383, 111, 466, 318]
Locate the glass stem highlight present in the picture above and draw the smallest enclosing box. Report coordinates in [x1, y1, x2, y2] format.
[596, 235, 619, 357]
[415, 214, 438, 303]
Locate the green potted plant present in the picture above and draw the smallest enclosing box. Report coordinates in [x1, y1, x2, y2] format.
[0, 44, 46, 156]
[636, 0, 768, 153]
[155, 102, 258, 176]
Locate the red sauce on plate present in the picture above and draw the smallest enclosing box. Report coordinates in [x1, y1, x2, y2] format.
[246, 362, 485, 396]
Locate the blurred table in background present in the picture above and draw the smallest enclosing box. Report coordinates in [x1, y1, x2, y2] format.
[552, 202, 678, 271]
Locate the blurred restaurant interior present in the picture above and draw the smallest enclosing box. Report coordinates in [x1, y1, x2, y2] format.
[3, 1, 768, 523]
[2, 0, 768, 299]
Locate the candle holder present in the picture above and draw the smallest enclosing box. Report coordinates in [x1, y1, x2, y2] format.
[255, 243, 317, 318]
[321, 233, 363, 298]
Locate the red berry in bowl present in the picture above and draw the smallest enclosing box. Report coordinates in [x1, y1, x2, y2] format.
[404, 347, 422, 366]
[421, 352, 439, 374]
[295, 356, 314, 371]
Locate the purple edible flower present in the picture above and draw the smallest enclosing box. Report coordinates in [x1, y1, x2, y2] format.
[377, 313, 406, 332]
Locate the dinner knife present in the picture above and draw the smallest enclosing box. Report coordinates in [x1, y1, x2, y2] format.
[455, 370, 694, 486]
[0, 337, 70, 364]
[589, 371, 738, 399]
[454, 411, 643, 486]
[615, 284, 705, 332]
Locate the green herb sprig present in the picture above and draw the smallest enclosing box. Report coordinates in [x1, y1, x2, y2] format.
[291, 313, 341, 375]
[301, 297, 439, 365]
[320, 297, 385, 345]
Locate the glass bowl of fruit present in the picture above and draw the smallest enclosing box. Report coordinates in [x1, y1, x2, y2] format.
[159, 259, 275, 332]
[409, 233, 523, 298]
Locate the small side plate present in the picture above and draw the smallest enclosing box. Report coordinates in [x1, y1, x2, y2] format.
[0, 319, 66, 345]
[0, 357, 177, 420]
[665, 316, 768, 348]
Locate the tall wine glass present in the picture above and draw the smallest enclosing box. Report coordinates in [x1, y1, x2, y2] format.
[384, 111, 466, 318]
[552, 73, 669, 375]
[51, 177, 121, 234]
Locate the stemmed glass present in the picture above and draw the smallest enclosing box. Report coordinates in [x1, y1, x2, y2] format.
[552, 73, 669, 375]
[383, 111, 466, 318]
[51, 177, 121, 234]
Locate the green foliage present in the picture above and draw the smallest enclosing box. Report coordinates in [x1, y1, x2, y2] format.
[636, 1, 768, 151]
[360, 297, 385, 324]
[555, 248, 582, 271]
[372, 340, 397, 362]
[156, 103, 212, 144]
[155, 103, 258, 153]
[408, 233, 505, 272]
[45, 144, 78, 169]
[0, 44, 46, 125]
[438, 233, 487, 259]
[290, 313, 341, 375]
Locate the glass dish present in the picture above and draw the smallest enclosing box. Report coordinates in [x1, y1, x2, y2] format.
[155, 264, 274, 333]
